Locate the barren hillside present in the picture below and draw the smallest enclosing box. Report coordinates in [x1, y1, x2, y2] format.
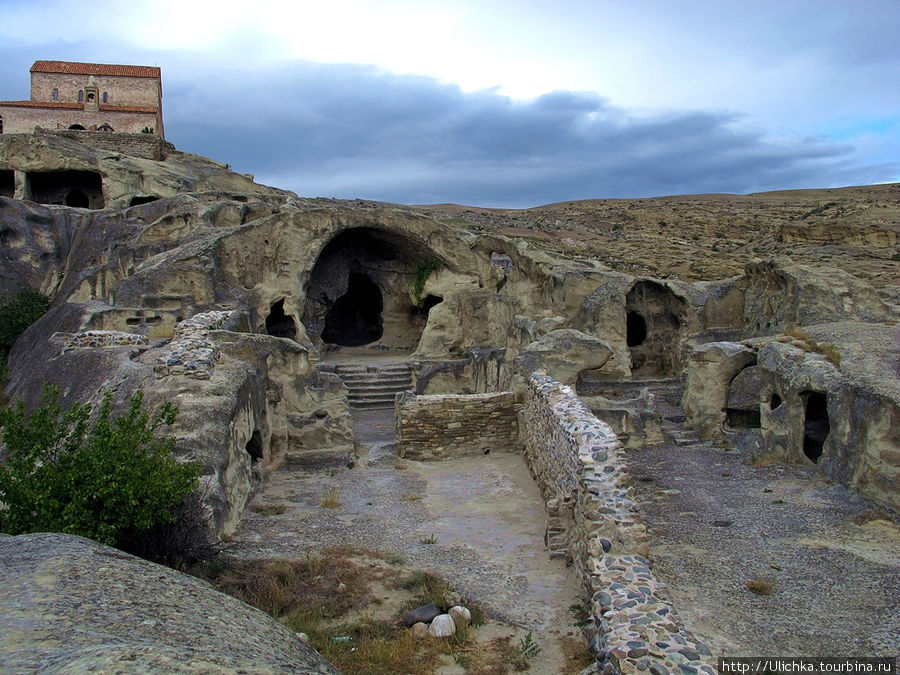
[415, 183, 900, 291]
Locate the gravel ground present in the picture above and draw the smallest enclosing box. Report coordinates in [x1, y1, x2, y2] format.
[226, 408, 588, 672]
[626, 438, 900, 658]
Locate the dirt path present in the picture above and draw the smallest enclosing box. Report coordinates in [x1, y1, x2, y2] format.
[227, 408, 589, 673]
[626, 439, 900, 657]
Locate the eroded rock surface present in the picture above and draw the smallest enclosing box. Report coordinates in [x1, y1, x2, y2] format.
[0, 532, 337, 673]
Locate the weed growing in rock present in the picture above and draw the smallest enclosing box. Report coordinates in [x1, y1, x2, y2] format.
[0, 385, 199, 550]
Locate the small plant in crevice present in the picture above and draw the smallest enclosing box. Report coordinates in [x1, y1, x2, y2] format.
[411, 258, 444, 308]
[419, 533, 438, 545]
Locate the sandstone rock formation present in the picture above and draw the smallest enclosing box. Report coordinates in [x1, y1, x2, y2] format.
[2, 131, 897, 544]
[0, 532, 337, 673]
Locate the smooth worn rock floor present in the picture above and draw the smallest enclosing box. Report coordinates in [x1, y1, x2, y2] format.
[626, 438, 900, 658]
[228, 407, 587, 673]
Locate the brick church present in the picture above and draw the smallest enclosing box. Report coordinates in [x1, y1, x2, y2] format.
[0, 60, 164, 138]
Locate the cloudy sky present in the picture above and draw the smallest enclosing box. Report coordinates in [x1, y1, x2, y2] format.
[1, 0, 898, 207]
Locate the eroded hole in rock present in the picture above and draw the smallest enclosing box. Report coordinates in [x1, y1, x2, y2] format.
[414, 294, 443, 316]
[265, 299, 297, 339]
[802, 391, 830, 463]
[625, 280, 685, 377]
[322, 273, 384, 346]
[129, 195, 159, 207]
[27, 170, 104, 209]
[626, 311, 647, 347]
[0, 170, 13, 198]
[770, 393, 782, 409]
[725, 365, 761, 429]
[245, 430, 263, 465]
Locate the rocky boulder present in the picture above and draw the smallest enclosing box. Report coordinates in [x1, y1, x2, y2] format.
[0, 532, 338, 673]
[514, 328, 613, 387]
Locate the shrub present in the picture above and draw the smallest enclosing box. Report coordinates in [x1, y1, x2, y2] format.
[0, 385, 199, 549]
[411, 258, 444, 308]
[0, 288, 50, 356]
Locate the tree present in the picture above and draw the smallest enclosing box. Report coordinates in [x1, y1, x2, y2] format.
[0, 288, 50, 356]
[0, 386, 199, 548]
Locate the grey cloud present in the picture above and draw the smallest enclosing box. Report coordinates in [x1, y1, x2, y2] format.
[164, 60, 894, 206]
[2, 46, 895, 207]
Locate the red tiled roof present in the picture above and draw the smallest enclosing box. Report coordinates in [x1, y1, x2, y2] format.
[0, 100, 82, 110]
[0, 100, 158, 114]
[31, 60, 161, 79]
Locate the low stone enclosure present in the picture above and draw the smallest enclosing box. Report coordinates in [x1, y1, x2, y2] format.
[397, 374, 716, 674]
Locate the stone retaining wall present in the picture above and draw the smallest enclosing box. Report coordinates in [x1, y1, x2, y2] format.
[39, 128, 173, 160]
[62, 330, 149, 352]
[153, 310, 233, 380]
[522, 374, 715, 675]
[396, 391, 518, 460]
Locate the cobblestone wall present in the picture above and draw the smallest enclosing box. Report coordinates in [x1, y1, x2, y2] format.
[522, 374, 714, 675]
[396, 391, 518, 460]
[153, 311, 233, 380]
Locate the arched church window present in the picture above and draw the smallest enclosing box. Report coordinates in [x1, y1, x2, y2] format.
[77, 90, 83, 102]
[102, 91, 107, 103]
[52, 88, 59, 101]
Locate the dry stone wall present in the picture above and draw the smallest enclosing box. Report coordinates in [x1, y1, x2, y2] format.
[522, 374, 715, 675]
[396, 391, 518, 460]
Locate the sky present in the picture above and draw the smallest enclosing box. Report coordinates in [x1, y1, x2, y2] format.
[0, 0, 898, 207]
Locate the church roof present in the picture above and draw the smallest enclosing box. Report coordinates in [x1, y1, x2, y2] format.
[30, 61, 161, 79]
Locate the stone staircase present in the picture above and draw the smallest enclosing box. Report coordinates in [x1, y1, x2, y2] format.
[331, 362, 414, 410]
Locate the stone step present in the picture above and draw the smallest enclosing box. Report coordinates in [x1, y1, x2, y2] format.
[331, 361, 414, 410]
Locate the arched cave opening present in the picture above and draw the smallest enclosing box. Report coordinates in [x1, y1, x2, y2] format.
[725, 365, 761, 429]
[625, 280, 685, 378]
[802, 391, 830, 463]
[265, 298, 297, 339]
[129, 194, 159, 207]
[770, 393, 782, 409]
[0, 170, 13, 198]
[303, 226, 441, 353]
[626, 311, 647, 347]
[322, 273, 384, 346]
[414, 294, 443, 316]
[27, 170, 104, 209]
[245, 430, 263, 465]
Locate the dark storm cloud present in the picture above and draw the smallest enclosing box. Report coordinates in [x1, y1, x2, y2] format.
[162, 60, 894, 206]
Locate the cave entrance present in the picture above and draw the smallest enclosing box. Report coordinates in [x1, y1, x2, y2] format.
[303, 226, 441, 354]
[625, 280, 685, 378]
[26, 170, 104, 209]
[265, 298, 297, 339]
[0, 170, 13, 198]
[322, 273, 384, 346]
[725, 365, 761, 429]
[245, 430, 263, 465]
[802, 391, 830, 463]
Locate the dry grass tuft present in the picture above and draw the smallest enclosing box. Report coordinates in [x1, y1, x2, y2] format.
[746, 577, 775, 596]
[250, 502, 287, 516]
[400, 492, 422, 502]
[320, 486, 341, 508]
[785, 327, 841, 366]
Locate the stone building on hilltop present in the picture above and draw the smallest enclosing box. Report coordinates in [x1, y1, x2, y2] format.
[0, 60, 164, 138]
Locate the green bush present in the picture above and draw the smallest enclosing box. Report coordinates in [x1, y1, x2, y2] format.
[0, 288, 50, 356]
[0, 385, 199, 548]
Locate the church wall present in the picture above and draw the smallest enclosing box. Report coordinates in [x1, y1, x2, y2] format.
[31, 72, 160, 108]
